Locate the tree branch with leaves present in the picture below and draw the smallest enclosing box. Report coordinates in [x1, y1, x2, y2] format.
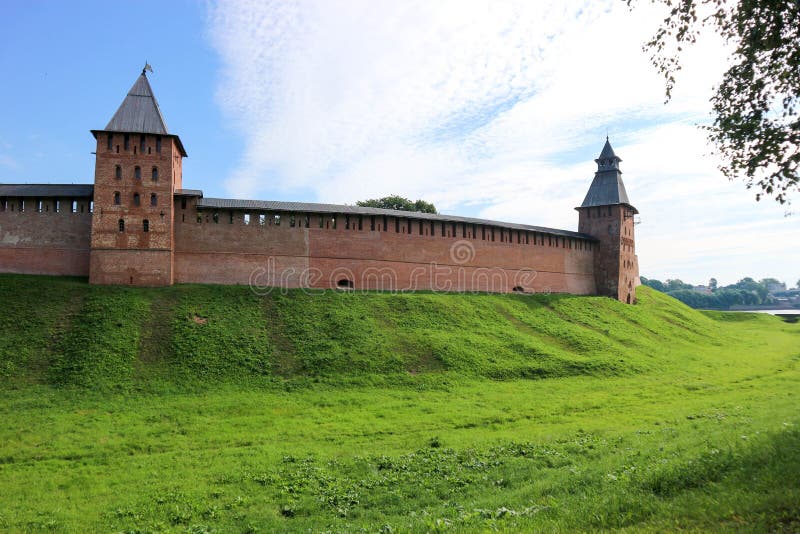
[630, 0, 800, 204]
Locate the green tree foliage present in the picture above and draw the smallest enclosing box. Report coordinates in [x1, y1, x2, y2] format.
[759, 277, 785, 291]
[640, 276, 666, 292]
[666, 279, 694, 291]
[642, 275, 782, 308]
[356, 195, 437, 214]
[630, 0, 800, 203]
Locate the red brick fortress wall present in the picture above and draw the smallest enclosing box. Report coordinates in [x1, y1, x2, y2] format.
[0, 198, 92, 276]
[173, 200, 597, 295]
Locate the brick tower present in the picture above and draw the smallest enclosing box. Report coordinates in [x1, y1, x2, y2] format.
[89, 68, 186, 286]
[576, 138, 639, 303]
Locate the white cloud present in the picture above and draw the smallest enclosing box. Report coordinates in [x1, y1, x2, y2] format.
[207, 0, 798, 285]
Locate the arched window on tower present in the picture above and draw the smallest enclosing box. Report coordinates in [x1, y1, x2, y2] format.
[133, 193, 140, 206]
[114, 191, 121, 205]
[150, 193, 157, 207]
[152, 167, 158, 181]
[143, 219, 149, 232]
[118, 219, 125, 232]
[134, 166, 141, 180]
[107, 133, 113, 151]
[115, 165, 122, 180]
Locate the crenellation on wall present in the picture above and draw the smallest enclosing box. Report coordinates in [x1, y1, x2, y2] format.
[0, 196, 92, 276]
[167, 202, 597, 293]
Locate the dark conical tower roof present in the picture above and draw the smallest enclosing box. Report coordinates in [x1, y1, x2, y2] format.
[579, 138, 637, 212]
[597, 137, 618, 160]
[92, 68, 187, 156]
[104, 72, 169, 134]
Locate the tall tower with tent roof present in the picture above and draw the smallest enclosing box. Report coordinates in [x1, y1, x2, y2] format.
[576, 138, 639, 303]
[89, 67, 187, 286]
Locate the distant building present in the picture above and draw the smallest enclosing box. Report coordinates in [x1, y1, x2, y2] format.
[766, 282, 787, 294]
[692, 285, 713, 294]
[0, 69, 641, 302]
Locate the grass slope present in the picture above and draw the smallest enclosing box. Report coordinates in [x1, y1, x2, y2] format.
[0, 274, 798, 532]
[0, 274, 736, 389]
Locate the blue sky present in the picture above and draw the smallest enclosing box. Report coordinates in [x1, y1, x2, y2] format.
[1, 0, 797, 287]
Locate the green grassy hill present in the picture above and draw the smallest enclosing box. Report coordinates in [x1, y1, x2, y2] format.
[0, 274, 744, 390]
[0, 274, 798, 532]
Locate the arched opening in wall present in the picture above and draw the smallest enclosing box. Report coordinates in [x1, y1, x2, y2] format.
[140, 135, 146, 152]
[134, 166, 141, 180]
[107, 133, 113, 150]
[512, 286, 525, 293]
[118, 219, 125, 232]
[114, 191, 121, 205]
[115, 165, 122, 180]
[336, 279, 354, 290]
[626, 293, 632, 304]
[143, 219, 149, 232]
[151, 193, 157, 207]
[133, 193, 140, 206]
[152, 167, 158, 181]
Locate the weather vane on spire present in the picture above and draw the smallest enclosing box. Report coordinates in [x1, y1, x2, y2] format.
[142, 62, 154, 76]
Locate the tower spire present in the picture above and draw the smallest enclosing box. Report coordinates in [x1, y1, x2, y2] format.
[596, 137, 621, 171]
[579, 138, 636, 212]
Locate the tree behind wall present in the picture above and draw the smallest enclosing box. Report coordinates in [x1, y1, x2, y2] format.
[356, 195, 437, 214]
